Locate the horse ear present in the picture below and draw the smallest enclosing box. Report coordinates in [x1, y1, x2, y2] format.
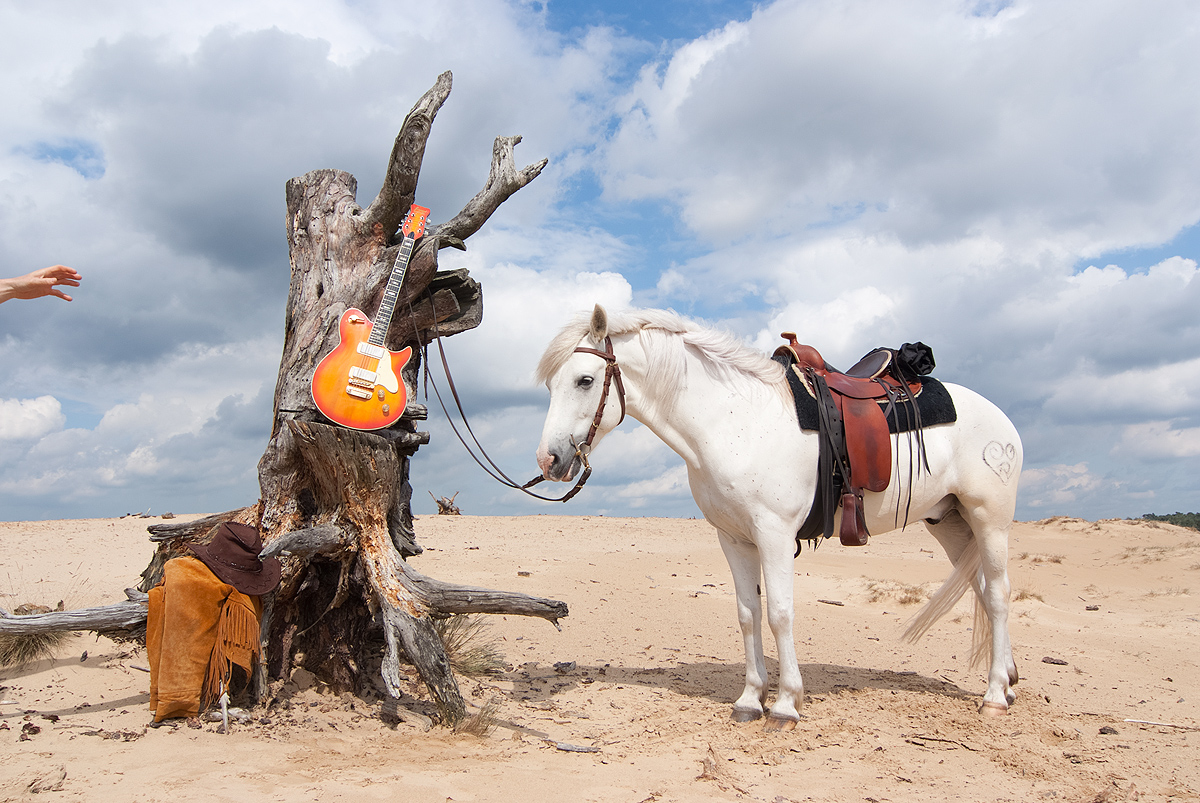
[589, 304, 608, 343]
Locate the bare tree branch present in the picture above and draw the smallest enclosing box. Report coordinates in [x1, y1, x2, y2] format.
[362, 70, 454, 237]
[427, 135, 548, 245]
[0, 594, 147, 635]
[259, 524, 351, 561]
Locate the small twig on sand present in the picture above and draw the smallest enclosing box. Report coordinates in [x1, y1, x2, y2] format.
[547, 740, 599, 753]
[906, 734, 979, 751]
[1124, 718, 1200, 732]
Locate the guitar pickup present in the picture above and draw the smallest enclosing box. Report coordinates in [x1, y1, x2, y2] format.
[357, 342, 385, 360]
[345, 385, 372, 399]
[348, 366, 378, 384]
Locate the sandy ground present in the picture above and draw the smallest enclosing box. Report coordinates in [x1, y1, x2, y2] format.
[1, 513, 1198, 802]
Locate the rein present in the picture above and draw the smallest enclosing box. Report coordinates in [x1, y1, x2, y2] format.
[418, 304, 624, 503]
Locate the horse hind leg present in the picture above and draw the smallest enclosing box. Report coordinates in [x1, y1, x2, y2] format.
[952, 498, 1019, 714]
[914, 505, 1017, 714]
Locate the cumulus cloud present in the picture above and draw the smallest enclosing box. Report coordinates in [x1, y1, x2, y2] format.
[3, 0, 1200, 523]
[0, 396, 66, 441]
[604, 0, 1200, 252]
[615, 464, 691, 506]
[1018, 463, 1108, 510]
[1114, 421, 1200, 460]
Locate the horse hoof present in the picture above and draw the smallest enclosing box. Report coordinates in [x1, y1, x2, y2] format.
[763, 715, 798, 732]
[731, 707, 762, 723]
[979, 701, 1008, 717]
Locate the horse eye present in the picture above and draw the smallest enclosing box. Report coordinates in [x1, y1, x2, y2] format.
[576, 376, 594, 389]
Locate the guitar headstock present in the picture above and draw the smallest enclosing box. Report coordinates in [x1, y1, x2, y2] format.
[401, 204, 431, 240]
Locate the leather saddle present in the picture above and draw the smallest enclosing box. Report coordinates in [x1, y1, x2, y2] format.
[774, 333, 929, 547]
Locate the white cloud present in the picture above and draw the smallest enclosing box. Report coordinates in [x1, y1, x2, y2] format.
[0, 396, 65, 441]
[3, 0, 1200, 523]
[1018, 463, 1107, 510]
[431, 236, 634, 402]
[754, 286, 897, 360]
[603, 1, 1200, 251]
[615, 464, 690, 505]
[1115, 421, 1200, 460]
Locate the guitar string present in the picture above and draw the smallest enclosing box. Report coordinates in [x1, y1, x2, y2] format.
[351, 231, 416, 391]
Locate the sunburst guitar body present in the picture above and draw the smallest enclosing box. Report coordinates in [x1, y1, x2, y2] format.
[311, 204, 428, 430]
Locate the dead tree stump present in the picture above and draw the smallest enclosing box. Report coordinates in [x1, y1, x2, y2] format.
[1, 73, 564, 725]
[140, 70, 562, 724]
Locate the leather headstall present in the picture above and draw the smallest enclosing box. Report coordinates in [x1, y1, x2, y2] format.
[573, 335, 627, 450]
[519, 335, 626, 503]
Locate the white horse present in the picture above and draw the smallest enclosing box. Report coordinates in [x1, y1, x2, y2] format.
[535, 305, 1023, 730]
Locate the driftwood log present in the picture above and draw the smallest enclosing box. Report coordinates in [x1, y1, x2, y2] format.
[0, 589, 148, 639]
[6, 71, 566, 726]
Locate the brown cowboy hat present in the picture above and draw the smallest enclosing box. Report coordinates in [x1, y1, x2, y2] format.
[189, 522, 281, 596]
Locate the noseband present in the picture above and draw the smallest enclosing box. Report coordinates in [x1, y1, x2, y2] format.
[521, 335, 625, 502]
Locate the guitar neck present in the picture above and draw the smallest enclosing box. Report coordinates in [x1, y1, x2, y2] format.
[368, 234, 417, 347]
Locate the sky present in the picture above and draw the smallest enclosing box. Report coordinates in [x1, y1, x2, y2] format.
[2, 0, 1199, 524]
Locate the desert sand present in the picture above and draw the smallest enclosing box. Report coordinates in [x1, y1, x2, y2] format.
[1, 513, 1197, 802]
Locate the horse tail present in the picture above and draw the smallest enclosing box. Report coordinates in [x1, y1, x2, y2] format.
[969, 588, 991, 669]
[903, 536, 990, 665]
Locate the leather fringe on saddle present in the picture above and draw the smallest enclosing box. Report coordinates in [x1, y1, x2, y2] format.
[774, 335, 937, 551]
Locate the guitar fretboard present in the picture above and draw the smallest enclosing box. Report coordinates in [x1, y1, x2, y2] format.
[368, 234, 416, 348]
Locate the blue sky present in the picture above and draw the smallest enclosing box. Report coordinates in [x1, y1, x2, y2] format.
[2, 0, 1200, 523]
[543, 0, 759, 42]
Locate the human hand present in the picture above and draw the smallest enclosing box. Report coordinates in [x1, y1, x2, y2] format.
[0, 265, 83, 303]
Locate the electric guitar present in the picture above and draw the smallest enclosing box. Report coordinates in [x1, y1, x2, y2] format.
[310, 204, 429, 430]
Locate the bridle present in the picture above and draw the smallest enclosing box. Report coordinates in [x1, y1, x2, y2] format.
[521, 335, 625, 501]
[419, 308, 626, 503]
[572, 336, 627, 452]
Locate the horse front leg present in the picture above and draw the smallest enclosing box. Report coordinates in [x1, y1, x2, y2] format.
[760, 539, 803, 730]
[717, 533, 769, 722]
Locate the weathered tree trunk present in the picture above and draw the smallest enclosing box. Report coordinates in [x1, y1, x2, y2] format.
[245, 70, 555, 724]
[10, 71, 565, 728]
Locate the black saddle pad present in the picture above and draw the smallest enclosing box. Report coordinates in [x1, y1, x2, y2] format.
[773, 356, 957, 433]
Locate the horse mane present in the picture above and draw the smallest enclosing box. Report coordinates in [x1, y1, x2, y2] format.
[536, 308, 787, 404]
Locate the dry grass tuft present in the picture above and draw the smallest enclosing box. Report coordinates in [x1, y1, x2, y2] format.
[0, 602, 69, 668]
[434, 615, 505, 677]
[454, 699, 500, 737]
[1013, 588, 1044, 603]
[865, 580, 929, 606]
[1144, 587, 1190, 598]
[1120, 542, 1200, 563]
[1018, 552, 1065, 564]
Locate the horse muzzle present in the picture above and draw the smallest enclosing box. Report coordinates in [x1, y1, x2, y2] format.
[536, 440, 584, 482]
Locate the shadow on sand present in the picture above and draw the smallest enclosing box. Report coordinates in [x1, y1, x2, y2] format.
[498, 657, 978, 710]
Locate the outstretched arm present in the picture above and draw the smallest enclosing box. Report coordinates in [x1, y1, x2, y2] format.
[0, 265, 82, 303]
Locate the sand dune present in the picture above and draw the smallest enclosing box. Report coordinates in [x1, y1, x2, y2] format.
[2, 513, 1197, 802]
